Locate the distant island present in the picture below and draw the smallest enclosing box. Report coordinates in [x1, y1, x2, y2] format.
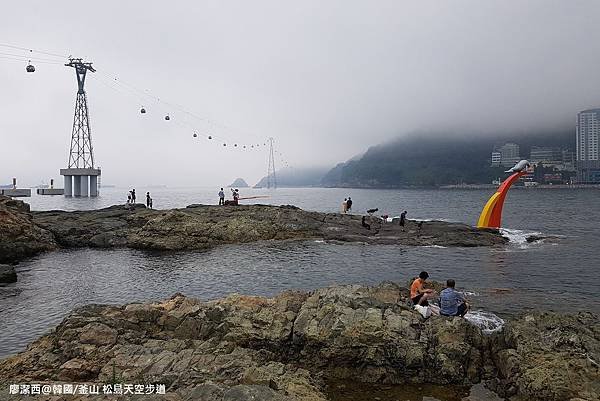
[228, 178, 249, 188]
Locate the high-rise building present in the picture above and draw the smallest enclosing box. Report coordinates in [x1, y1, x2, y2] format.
[576, 108, 600, 183]
[496, 143, 520, 167]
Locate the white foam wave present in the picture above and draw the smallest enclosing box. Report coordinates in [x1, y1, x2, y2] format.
[465, 310, 505, 334]
[500, 228, 543, 249]
[423, 245, 447, 249]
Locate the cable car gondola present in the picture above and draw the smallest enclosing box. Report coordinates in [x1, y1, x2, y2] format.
[165, 115, 170, 121]
[26, 62, 35, 73]
[208, 136, 212, 139]
[193, 133, 197, 137]
[140, 107, 146, 114]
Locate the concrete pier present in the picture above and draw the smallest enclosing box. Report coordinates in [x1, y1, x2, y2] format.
[60, 168, 101, 197]
[89, 175, 98, 197]
[37, 188, 65, 195]
[0, 189, 31, 197]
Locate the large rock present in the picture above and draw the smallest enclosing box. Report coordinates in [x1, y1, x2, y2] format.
[490, 312, 600, 401]
[31, 204, 506, 255]
[0, 196, 57, 263]
[2, 282, 592, 400]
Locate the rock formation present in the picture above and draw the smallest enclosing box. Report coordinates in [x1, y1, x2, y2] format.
[0, 202, 506, 264]
[0, 196, 57, 264]
[228, 178, 249, 188]
[0, 282, 597, 401]
[31, 204, 505, 253]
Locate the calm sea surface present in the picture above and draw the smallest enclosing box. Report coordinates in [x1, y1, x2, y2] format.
[1, 187, 599, 359]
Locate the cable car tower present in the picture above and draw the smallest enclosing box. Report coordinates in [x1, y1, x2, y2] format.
[60, 58, 101, 197]
[266, 137, 277, 189]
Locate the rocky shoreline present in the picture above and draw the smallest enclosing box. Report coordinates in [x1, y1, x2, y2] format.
[0, 282, 597, 401]
[0, 195, 506, 265]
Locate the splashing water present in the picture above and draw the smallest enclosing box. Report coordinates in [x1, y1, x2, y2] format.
[500, 228, 543, 249]
[464, 310, 505, 334]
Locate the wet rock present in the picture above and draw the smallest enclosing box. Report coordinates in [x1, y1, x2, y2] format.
[0, 264, 17, 283]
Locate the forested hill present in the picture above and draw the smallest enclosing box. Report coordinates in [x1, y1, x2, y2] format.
[321, 131, 574, 188]
[254, 166, 331, 188]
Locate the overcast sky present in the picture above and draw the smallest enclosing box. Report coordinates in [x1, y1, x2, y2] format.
[1, 1, 600, 187]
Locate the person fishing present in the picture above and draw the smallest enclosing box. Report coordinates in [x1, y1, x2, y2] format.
[440, 279, 469, 317]
[410, 271, 436, 306]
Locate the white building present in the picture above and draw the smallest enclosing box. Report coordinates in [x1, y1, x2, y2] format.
[494, 143, 520, 167]
[491, 151, 501, 166]
[576, 108, 600, 183]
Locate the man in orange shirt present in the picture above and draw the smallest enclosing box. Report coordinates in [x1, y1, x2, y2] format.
[410, 271, 436, 306]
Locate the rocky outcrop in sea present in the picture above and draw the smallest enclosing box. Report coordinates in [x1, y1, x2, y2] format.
[0, 196, 57, 264]
[0, 282, 597, 401]
[0, 200, 506, 264]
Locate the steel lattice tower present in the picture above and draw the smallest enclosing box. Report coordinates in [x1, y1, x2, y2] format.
[60, 58, 101, 197]
[267, 137, 277, 189]
[65, 58, 96, 168]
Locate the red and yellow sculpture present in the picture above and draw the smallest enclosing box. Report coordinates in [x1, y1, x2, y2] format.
[477, 170, 526, 229]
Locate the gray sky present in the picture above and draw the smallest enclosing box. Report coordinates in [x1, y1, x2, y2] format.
[1, 0, 600, 187]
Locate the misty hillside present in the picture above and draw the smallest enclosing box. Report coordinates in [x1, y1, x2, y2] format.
[321, 131, 575, 188]
[254, 167, 331, 188]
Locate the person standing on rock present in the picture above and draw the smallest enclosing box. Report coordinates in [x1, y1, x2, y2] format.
[127, 191, 132, 204]
[400, 210, 407, 227]
[341, 198, 348, 213]
[218, 188, 225, 205]
[440, 279, 469, 317]
[410, 271, 436, 306]
[131, 189, 137, 204]
[346, 197, 353, 212]
[146, 192, 152, 209]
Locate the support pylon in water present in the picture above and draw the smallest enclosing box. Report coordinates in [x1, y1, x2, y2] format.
[266, 137, 277, 189]
[60, 58, 101, 197]
[477, 171, 526, 229]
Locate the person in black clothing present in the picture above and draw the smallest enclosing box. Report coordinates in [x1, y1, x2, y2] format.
[131, 189, 136, 204]
[346, 197, 353, 212]
[146, 192, 152, 209]
[400, 210, 407, 227]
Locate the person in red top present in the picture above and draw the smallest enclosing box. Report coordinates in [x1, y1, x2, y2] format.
[410, 271, 436, 306]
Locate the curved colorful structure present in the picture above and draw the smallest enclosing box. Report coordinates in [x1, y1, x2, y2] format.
[477, 171, 526, 229]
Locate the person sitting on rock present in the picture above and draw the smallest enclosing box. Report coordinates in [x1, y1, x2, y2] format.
[440, 279, 469, 317]
[410, 271, 436, 306]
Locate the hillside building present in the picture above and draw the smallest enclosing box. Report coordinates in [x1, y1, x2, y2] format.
[491, 143, 520, 167]
[576, 108, 600, 183]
